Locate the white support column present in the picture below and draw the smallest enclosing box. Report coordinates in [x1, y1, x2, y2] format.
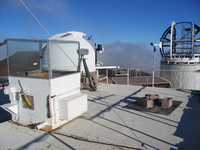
[127, 69, 129, 85]
[170, 21, 176, 59]
[152, 46, 156, 87]
[106, 69, 108, 84]
[192, 21, 195, 58]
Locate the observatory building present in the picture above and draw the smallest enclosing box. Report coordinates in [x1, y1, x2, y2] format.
[49, 31, 102, 90]
[49, 31, 96, 72]
[0, 31, 103, 130]
[0, 35, 93, 130]
[159, 21, 200, 90]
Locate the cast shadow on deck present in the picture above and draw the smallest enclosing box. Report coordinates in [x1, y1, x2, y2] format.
[0, 88, 11, 123]
[86, 86, 179, 149]
[173, 91, 200, 150]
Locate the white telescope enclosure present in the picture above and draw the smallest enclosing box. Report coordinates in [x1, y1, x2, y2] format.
[2, 38, 87, 130]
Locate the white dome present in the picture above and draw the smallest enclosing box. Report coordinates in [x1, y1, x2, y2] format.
[50, 31, 96, 72]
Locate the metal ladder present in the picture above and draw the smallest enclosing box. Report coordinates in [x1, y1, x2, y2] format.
[82, 58, 97, 91]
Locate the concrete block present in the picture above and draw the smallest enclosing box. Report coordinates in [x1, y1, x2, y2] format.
[145, 94, 159, 100]
[162, 97, 173, 108]
[140, 97, 154, 108]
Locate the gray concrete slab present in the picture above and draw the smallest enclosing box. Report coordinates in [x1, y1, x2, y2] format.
[0, 84, 200, 150]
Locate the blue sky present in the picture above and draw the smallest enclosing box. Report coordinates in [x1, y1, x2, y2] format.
[0, 0, 199, 44]
[0, 0, 200, 65]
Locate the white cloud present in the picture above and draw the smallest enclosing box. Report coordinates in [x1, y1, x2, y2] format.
[22, 0, 69, 19]
[31, 0, 68, 12]
[98, 41, 161, 71]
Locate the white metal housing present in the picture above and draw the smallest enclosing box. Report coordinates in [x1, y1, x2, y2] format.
[50, 31, 96, 72]
[1, 38, 88, 130]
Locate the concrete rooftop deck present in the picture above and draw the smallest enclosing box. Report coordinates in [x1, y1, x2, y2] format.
[0, 84, 200, 150]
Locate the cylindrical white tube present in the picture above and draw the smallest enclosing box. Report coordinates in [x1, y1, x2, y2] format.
[35, 122, 48, 130]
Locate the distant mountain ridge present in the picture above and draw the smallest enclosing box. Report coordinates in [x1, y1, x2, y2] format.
[0, 51, 40, 76]
[0, 59, 8, 76]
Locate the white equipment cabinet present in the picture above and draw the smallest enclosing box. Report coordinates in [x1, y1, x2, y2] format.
[2, 39, 88, 130]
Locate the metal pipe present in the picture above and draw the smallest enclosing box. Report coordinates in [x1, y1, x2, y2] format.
[106, 69, 108, 84]
[192, 21, 195, 57]
[47, 42, 52, 79]
[127, 69, 129, 85]
[152, 46, 156, 87]
[35, 121, 48, 130]
[170, 22, 176, 59]
[95, 43, 97, 66]
[150, 42, 159, 87]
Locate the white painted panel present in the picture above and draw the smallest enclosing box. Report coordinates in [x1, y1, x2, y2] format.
[50, 73, 80, 96]
[8, 76, 51, 123]
[9, 76, 50, 96]
[57, 93, 87, 121]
